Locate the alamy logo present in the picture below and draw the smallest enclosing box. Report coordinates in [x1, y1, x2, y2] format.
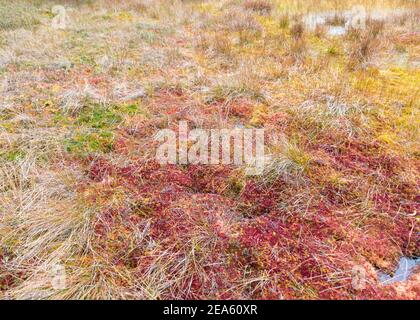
[51, 5, 67, 30]
[347, 5, 367, 30]
[50, 263, 66, 290]
[155, 121, 265, 175]
[351, 265, 366, 290]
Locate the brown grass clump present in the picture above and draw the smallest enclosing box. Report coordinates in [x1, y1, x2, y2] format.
[243, 0, 273, 15]
[347, 20, 385, 70]
[288, 22, 306, 63]
[223, 9, 262, 34]
[290, 22, 305, 40]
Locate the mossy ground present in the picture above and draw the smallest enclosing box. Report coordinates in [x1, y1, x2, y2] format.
[0, 0, 419, 299]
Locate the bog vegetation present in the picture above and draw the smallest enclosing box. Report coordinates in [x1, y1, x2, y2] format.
[0, 0, 419, 299]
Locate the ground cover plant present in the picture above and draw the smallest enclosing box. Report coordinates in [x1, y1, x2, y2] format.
[0, 0, 419, 299]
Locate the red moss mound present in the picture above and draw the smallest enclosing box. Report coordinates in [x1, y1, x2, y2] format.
[78, 147, 418, 299]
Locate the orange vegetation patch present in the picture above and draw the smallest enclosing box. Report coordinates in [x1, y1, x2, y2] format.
[71, 150, 418, 299]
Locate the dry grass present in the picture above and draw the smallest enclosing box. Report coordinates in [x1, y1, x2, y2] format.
[243, 0, 273, 15]
[0, 0, 419, 300]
